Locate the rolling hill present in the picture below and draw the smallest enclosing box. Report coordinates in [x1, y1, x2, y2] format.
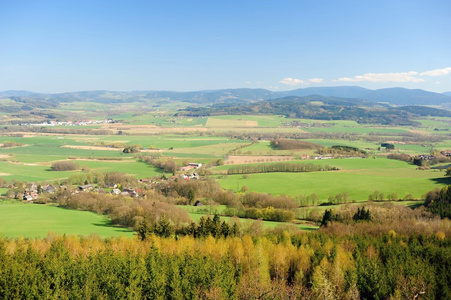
[1, 86, 451, 108]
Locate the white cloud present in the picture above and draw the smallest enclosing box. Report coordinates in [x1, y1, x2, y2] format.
[279, 77, 306, 85]
[336, 71, 424, 83]
[308, 78, 324, 83]
[420, 67, 451, 76]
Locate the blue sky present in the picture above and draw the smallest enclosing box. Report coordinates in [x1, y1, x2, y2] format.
[1, 0, 450, 93]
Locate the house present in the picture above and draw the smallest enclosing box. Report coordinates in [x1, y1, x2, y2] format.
[23, 194, 34, 202]
[179, 173, 200, 180]
[180, 166, 195, 171]
[189, 173, 199, 180]
[25, 183, 38, 193]
[441, 150, 451, 157]
[188, 163, 202, 168]
[106, 183, 118, 188]
[122, 188, 138, 198]
[194, 200, 203, 206]
[111, 188, 121, 195]
[23, 191, 38, 201]
[41, 184, 55, 193]
[78, 184, 94, 192]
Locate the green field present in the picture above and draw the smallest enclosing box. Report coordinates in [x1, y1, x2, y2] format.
[216, 157, 450, 201]
[0, 202, 135, 238]
[178, 205, 318, 230]
[1, 113, 450, 231]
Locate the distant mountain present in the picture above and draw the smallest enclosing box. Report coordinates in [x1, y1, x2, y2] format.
[179, 95, 421, 126]
[2, 86, 451, 106]
[443, 91, 451, 97]
[276, 86, 371, 98]
[142, 88, 275, 103]
[360, 88, 451, 105]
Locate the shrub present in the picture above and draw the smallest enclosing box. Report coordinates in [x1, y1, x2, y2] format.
[51, 161, 79, 171]
[123, 144, 142, 153]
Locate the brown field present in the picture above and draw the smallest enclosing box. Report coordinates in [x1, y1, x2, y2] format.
[101, 124, 157, 130]
[101, 124, 208, 133]
[205, 118, 259, 128]
[408, 129, 431, 135]
[225, 155, 294, 165]
[6, 132, 71, 137]
[62, 145, 122, 151]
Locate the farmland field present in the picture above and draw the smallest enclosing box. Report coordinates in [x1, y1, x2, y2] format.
[215, 157, 450, 201]
[1, 113, 451, 237]
[0, 201, 135, 238]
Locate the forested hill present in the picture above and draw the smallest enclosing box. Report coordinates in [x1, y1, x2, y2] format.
[2, 86, 451, 106]
[178, 95, 451, 126]
[360, 87, 451, 105]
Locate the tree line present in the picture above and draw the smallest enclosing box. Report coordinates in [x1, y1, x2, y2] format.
[0, 228, 450, 299]
[425, 185, 451, 218]
[270, 138, 322, 150]
[226, 162, 338, 175]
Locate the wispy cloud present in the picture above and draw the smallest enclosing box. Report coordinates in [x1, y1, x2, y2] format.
[308, 78, 324, 83]
[420, 67, 451, 76]
[334, 67, 451, 84]
[280, 77, 324, 86]
[279, 78, 305, 85]
[336, 71, 424, 83]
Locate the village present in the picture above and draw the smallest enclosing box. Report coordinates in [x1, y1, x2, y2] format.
[14, 163, 204, 203]
[20, 119, 115, 127]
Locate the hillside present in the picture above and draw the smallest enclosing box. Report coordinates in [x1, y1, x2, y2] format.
[2, 86, 451, 107]
[178, 95, 422, 126]
[278, 86, 371, 98]
[360, 88, 451, 105]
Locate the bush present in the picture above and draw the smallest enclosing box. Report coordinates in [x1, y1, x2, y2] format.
[51, 161, 79, 171]
[123, 144, 142, 153]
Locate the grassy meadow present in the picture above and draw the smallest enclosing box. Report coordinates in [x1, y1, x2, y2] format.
[0, 201, 135, 238]
[215, 157, 450, 201]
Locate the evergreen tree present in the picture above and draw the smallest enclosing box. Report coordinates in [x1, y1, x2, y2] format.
[188, 189, 195, 205]
[320, 209, 336, 227]
[138, 217, 149, 241]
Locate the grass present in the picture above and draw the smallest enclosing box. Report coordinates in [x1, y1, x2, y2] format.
[179, 204, 318, 230]
[0, 159, 162, 182]
[0, 201, 135, 238]
[187, 212, 318, 230]
[298, 200, 426, 219]
[215, 158, 450, 202]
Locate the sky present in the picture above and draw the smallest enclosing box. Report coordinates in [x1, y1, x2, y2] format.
[1, 0, 451, 93]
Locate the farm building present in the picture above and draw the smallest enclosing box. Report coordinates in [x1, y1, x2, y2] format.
[78, 184, 94, 192]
